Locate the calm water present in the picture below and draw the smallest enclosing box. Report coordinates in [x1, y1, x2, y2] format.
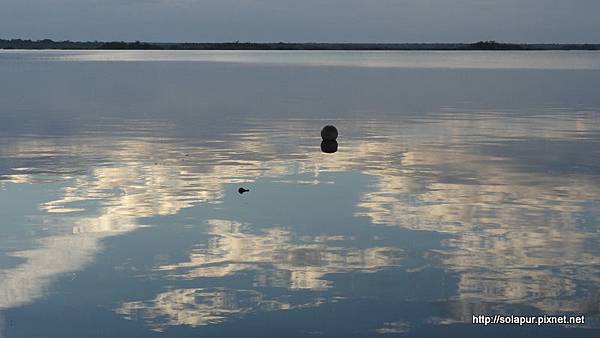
[1, 50, 600, 337]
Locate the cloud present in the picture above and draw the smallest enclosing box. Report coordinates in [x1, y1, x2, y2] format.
[0, 0, 598, 42]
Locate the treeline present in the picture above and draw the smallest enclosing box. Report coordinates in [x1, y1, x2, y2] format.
[0, 39, 159, 50]
[466, 40, 599, 50]
[1, 39, 599, 51]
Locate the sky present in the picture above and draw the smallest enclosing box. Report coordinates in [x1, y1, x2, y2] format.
[1, 0, 599, 43]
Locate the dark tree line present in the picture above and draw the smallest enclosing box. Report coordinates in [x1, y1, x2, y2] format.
[1, 38, 598, 51]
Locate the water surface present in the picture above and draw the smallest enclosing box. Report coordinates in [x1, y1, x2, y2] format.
[1, 50, 600, 337]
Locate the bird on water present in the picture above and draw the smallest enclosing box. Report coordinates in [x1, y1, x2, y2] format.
[238, 187, 250, 194]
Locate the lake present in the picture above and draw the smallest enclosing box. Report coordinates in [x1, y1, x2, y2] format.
[1, 50, 600, 337]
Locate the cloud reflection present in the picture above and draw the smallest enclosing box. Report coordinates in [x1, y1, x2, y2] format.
[158, 219, 401, 290]
[116, 287, 335, 332]
[0, 109, 599, 330]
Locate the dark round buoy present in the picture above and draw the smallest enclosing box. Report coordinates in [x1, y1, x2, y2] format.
[238, 187, 249, 194]
[321, 125, 338, 141]
[321, 140, 338, 153]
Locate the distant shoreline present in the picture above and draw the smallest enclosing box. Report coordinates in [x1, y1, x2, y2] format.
[1, 39, 599, 51]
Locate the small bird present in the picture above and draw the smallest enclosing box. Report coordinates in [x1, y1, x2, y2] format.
[238, 187, 250, 194]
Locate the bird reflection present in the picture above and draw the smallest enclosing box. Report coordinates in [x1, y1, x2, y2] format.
[321, 140, 338, 153]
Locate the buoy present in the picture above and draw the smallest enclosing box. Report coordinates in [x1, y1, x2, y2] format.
[321, 125, 338, 141]
[238, 187, 250, 194]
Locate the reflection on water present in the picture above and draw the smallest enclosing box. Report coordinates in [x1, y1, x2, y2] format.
[117, 287, 326, 331]
[3, 50, 600, 70]
[156, 219, 401, 288]
[1, 51, 600, 337]
[321, 140, 339, 153]
[1, 112, 599, 335]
